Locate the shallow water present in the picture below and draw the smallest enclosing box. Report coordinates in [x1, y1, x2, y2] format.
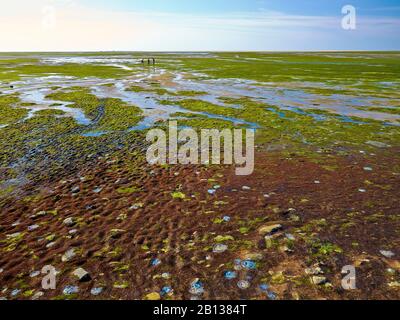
[3, 58, 400, 129]
[18, 89, 92, 125]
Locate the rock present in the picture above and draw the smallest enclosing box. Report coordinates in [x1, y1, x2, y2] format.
[311, 276, 328, 285]
[388, 281, 400, 288]
[61, 249, 76, 262]
[91, 287, 104, 296]
[241, 260, 257, 270]
[7, 232, 22, 239]
[237, 280, 250, 289]
[285, 233, 295, 241]
[160, 286, 173, 297]
[63, 217, 76, 227]
[31, 291, 44, 300]
[30, 211, 46, 219]
[46, 241, 56, 248]
[151, 258, 161, 266]
[380, 250, 395, 258]
[213, 244, 228, 253]
[279, 245, 293, 253]
[72, 268, 91, 282]
[63, 285, 79, 295]
[305, 265, 324, 275]
[71, 186, 80, 194]
[258, 224, 282, 235]
[29, 271, 40, 278]
[28, 224, 39, 231]
[189, 278, 204, 295]
[161, 272, 171, 279]
[242, 186, 251, 190]
[93, 187, 102, 193]
[243, 253, 263, 261]
[145, 292, 161, 300]
[224, 271, 237, 280]
[11, 289, 21, 297]
[366, 141, 389, 148]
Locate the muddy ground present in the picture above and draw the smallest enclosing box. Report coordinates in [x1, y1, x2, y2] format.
[0, 146, 399, 300]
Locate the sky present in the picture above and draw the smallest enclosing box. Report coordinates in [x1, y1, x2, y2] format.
[1, 0, 400, 51]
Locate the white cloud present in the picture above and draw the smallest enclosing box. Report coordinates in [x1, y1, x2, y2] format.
[0, 1, 399, 51]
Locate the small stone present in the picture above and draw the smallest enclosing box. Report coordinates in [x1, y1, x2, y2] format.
[207, 189, 216, 195]
[7, 232, 22, 239]
[285, 233, 295, 241]
[380, 250, 395, 258]
[69, 229, 78, 235]
[90, 287, 104, 296]
[213, 243, 228, 253]
[224, 271, 237, 280]
[259, 283, 269, 292]
[151, 258, 161, 266]
[61, 249, 76, 262]
[72, 268, 91, 282]
[237, 280, 250, 290]
[71, 186, 80, 194]
[305, 264, 324, 275]
[267, 291, 277, 300]
[31, 291, 44, 300]
[145, 292, 161, 300]
[242, 186, 251, 190]
[388, 281, 400, 288]
[189, 278, 204, 295]
[63, 217, 76, 227]
[366, 140, 389, 148]
[358, 188, 366, 193]
[241, 260, 257, 270]
[30, 211, 46, 219]
[129, 203, 144, 210]
[311, 276, 328, 285]
[222, 216, 231, 222]
[63, 285, 79, 295]
[11, 289, 21, 297]
[29, 271, 40, 278]
[258, 224, 282, 235]
[46, 241, 56, 248]
[28, 224, 39, 231]
[363, 167, 373, 171]
[93, 187, 103, 193]
[160, 286, 173, 296]
[243, 253, 263, 261]
[161, 272, 171, 279]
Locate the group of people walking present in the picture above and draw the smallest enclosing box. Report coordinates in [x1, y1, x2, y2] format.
[141, 58, 156, 65]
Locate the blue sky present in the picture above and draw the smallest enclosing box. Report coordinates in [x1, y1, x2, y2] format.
[1, 0, 400, 51]
[88, 0, 400, 16]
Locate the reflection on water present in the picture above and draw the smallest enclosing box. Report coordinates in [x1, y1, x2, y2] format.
[2, 58, 400, 130]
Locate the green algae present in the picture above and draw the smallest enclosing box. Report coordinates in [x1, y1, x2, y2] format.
[0, 94, 28, 125]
